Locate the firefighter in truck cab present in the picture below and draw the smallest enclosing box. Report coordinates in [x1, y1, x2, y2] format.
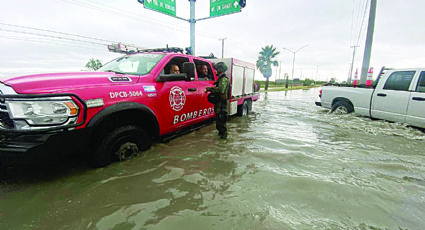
[206, 62, 231, 139]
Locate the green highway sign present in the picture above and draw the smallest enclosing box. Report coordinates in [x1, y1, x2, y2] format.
[143, 0, 176, 17]
[210, 0, 241, 17]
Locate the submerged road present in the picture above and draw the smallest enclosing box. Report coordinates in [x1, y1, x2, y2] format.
[1, 88, 424, 229]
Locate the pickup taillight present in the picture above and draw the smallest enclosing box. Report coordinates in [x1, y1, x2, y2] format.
[319, 89, 322, 98]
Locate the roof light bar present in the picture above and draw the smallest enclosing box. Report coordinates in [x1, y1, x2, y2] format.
[107, 43, 144, 54]
[107, 43, 184, 54]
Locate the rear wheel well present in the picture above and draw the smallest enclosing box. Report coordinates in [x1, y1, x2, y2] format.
[246, 99, 252, 113]
[86, 109, 158, 166]
[332, 98, 354, 110]
[331, 99, 354, 114]
[237, 99, 252, 116]
[90, 109, 159, 142]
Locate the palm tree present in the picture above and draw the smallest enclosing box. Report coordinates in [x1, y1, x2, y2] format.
[256, 45, 280, 91]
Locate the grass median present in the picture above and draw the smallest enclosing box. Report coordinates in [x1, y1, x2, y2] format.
[260, 85, 321, 92]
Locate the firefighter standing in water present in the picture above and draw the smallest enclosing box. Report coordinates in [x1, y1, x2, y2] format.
[206, 62, 231, 139]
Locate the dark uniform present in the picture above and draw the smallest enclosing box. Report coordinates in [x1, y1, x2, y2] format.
[200, 73, 212, 80]
[206, 62, 231, 139]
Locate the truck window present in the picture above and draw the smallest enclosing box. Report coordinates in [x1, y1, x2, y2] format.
[163, 57, 189, 74]
[383, 71, 415, 91]
[99, 53, 164, 75]
[194, 59, 213, 81]
[416, 71, 425, 93]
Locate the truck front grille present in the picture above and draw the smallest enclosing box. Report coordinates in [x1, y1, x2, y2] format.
[0, 83, 18, 130]
[0, 102, 14, 129]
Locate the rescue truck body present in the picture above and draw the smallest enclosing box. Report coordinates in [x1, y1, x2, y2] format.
[0, 45, 259, 168]
[211, 58, 258, 116]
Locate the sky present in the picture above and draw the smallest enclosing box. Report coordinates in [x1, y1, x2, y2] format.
[1, 0, 425, 82]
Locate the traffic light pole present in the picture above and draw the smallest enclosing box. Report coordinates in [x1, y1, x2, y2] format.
[139, 0, 245, 56]
[189, 0, 196, 55]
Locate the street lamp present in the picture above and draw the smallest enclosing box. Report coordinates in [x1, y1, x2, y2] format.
[218, 37, 227, 58]
[282, 45, 308, 88]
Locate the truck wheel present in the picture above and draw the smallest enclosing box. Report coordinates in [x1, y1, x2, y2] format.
[0, 165, 7, 178]
[331, 101, 354, 114]
[91, 125, 151, 167]
[247, 100, 252, 113]
[237, 101, 249, 116]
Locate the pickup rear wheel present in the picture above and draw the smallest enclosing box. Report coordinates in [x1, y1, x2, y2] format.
[90, 125, 151, 167]
[331, 101, 354, 114]
[237, 100, 250, 116]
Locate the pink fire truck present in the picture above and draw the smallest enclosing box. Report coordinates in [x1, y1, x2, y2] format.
[0, 44, 259, 168]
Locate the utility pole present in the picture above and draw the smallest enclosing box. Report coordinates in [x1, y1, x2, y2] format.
[348, 45, 359, 83]
[218, 37, 227, 58]
[359, 0, 377, 85]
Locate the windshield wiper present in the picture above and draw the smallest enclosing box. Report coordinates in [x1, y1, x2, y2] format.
[104, 70, 126, 74]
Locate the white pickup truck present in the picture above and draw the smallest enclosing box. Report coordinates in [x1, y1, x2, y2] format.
[316, 67, 425, 129]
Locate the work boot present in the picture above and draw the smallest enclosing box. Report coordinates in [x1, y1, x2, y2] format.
[220, 132, 227, 139]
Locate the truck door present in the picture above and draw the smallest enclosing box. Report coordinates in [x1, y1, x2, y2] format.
[155, 56, 203, 133]
[406, 71, 425, 128]
[371, 70, 416, 123]
[194, 58, 215, 110]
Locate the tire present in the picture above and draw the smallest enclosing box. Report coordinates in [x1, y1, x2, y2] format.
[331, 101, 354, 114]
[247, 100, 252, 114]
[0, 165, 7, 179]
[237, 100, 249, 116]
[90, 125, 151, 167]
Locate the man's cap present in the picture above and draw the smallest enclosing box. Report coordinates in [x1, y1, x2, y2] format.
[213, 62, 228, 74]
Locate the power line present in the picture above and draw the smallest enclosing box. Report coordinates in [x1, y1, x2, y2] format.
[0, 34, 106, 51]
[60, 0, 219, 40]
[60, 0, 188, 33]
[0, 28, 108, 46]
[350, 0, 369, 47]
[350, 0, 356, 46]
[0, 22, 115, 43]
[355, 0, 370, 46]
[0, 0, 226, 54]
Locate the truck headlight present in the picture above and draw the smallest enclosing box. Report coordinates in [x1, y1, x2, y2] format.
[6, 98, 79, 126]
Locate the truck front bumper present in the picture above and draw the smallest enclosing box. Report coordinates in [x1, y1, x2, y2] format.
[0, 93, 90, 167]
[0, 129, 92, 167]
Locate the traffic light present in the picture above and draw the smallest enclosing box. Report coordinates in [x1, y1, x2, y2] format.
[239, 0, 246, 8]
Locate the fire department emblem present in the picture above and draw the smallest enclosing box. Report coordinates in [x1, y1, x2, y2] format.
[169, 86, 186, 111]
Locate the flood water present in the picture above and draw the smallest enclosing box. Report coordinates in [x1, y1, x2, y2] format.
[1, 88, 425, 230]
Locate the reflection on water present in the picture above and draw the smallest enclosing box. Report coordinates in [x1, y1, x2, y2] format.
[1, 88, 425, 229]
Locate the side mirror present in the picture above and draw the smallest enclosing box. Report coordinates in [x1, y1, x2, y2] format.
[182, 62, 195, 81]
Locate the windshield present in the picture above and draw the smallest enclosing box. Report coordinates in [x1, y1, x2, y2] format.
[98, 53, 165, 75]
